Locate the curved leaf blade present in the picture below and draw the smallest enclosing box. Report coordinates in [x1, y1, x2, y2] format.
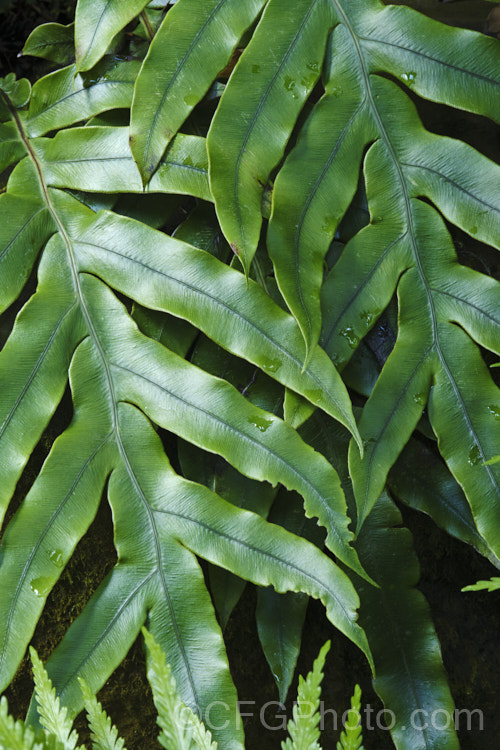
[55, 196, 361, 447]
[208, 0, 334, 272]
[24, 60, 140, 138]
[131, 0, 266, 184]
[34, 127, 211, 200]
[75, 0, 150, 72]
[22, 22, 75, 65]
[79, 272, 364, 577]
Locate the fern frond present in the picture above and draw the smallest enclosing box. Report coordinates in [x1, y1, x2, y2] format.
[282, 641, 330, 750]
[79, 678, 125, 750]
[336, 685, 364, 750]
[462, 577, 500, 593]
[0, 695, 64, 750]
[142, 628, 217, 750]
[30, 648, 79, 750]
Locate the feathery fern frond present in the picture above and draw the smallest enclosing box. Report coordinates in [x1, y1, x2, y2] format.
[143, 628, 217, 750]
[336, 686, 364, 750]
[0, 695, 52, 750]
[79, 678, 125, 750]
[462, 577, 500, 593]
[281, 641, 330, 750]
[30, 649, 79, 750]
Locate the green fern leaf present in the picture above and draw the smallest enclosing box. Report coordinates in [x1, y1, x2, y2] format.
[0, 65, 370, 750]
[130, 0, 267, 185]
[79, 678, 125, 750]
[75, 0, 150, 72]
[462, 577, 500, 593]
[0, 696, 48, 750]
[143, 629, 217, 750]
[256, 489, 324, 703]
[300, 413, 460, 749]
[22, 23, 75, 65]
[282, 641, 330, 750]
[336, 686, 364, 750]
[30, 649, 79, 750]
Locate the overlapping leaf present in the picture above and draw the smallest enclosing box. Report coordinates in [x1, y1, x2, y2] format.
[2, 2, 499, 749]
[195, 0, 500, 548]
[0, 71, 369, 750]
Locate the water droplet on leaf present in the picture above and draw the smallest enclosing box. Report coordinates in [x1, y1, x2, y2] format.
[30, 577, 52, 597]
[401, 71, 417, 85]
[184, 93, 198, 106]
[261, 358, 282, 373]
[49, 549, 64, 568]
[284, 76, 298, 98]
[359, 310, 379, 327]
[487, 404, 500, 420]
[339, 327, 359, 349]
[412, 392, 426, 405]
[248, 415, 273, 432]
[468, 445, 482, 466]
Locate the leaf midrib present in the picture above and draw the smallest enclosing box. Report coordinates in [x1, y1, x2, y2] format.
[74, 238, 353, 428]
[333, 4, 499, 510]
[141, 0, 229, 169]
[10, 102, 205, 710]
[111, 360, 350, 556]
[153, 505, 356, 631]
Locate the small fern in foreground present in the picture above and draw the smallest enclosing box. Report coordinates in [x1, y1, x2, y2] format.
[0, 631, 218, 750]
[462, 577, 500, 593]
[336, 685, 364, 750]
[0, 636, 366, 750]
[78, 679, 125, 750]
[142, 628, 217, 750]
[282, 641, 330, 750]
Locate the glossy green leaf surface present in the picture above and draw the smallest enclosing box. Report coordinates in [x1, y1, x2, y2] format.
[24, 59, 140, 138]
[2, 3, 499, 748]
[355, 494, 459, 750]
[22, 23, 75, 65]
[130, 0, 267, 184]
[34, 127, 211, 200]
[256, 489, 324, 703]
[75, 0, 150, 71]
[0, 81, 370, 750]
[301, 413, 459, 749]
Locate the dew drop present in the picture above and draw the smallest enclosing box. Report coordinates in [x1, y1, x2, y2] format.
[261, 358, 282, 373]
[359, 310, 379, 327]
[331, 86, 343, 97]
[304, 389, 322, 403]
[49, 549, 64, 568]
[487, 404, 500, 420]
[30, 576, 52, 598]
[248, 415, 273, 432]
[339, 327, 359, 349]
[370, 215, 383, 225]
[470, 226, 478, 235]
[307, 61, 320, 72]
[412, 392, 426, 406]
[401, 71, 417, 85]
[468, 445, 482, 467]
[322, 216, 338, 234]
[362, 437, 376, 450]
[284, 76, 298, 98]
